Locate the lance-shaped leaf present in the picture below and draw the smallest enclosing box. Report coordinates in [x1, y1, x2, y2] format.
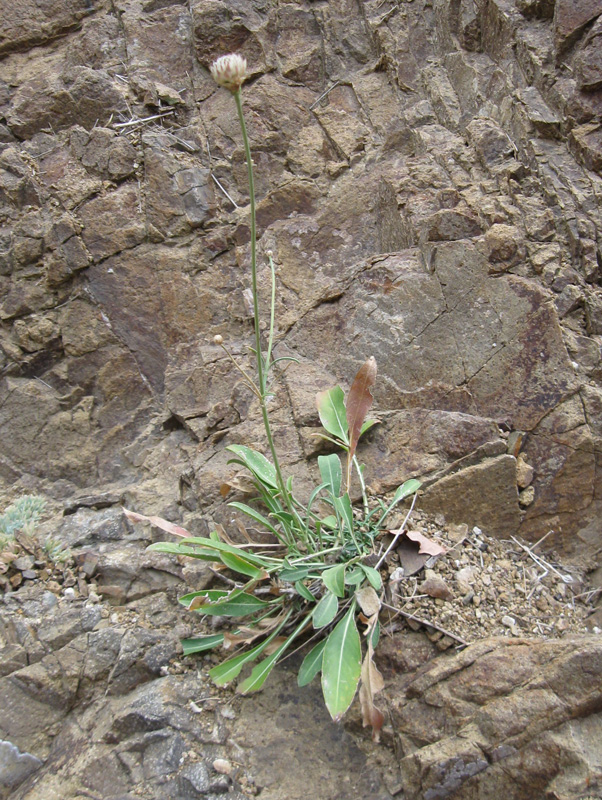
[147, 542, 222, 561]
[226, 445, 279, 490]
[181, 634, 224, 656]
[313, 591, 339, 628]
[318, 454, 342, 498]
[345, 357, 377, 488]
[227, 501, 282, 538]
[322, 563, 346, 598]
[359, 616, 385, 742]
[124, 509, 191, 538]
[298, 639, 327, 687]
[237, 618, 306, 694]
[181, 588, 271, 616]
[218, 549, 269, 580]
[316, 386, 349, 444]
[333, 493, 354, 536]
[209, 617, 288, 686]
[321, 605, 362, 721]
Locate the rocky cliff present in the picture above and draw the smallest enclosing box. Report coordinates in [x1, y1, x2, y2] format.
[2, 2, 602, 799]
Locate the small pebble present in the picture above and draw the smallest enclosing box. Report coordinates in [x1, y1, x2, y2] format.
[213, 759, 233, 775]
[63, 587, 76, 601]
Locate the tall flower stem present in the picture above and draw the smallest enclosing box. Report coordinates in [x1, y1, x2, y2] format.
[233, 89, 293, 516]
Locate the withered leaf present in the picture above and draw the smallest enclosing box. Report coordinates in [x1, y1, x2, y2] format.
[359, 615, 385, 742]
[355, 585, 381, 618]
[123, 509, 191, 538]
[346, 357, 377, 466]
[393, 530, 446, 577]
[404, 530, 446, 556]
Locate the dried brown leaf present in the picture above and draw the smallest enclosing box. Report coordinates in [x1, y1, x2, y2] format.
[359, 615, 385, 742]
[123, 509, 191, 538]
[355, 586, 381, 618]
[404, 529, 446, 556]
[346, 357, 377, 464]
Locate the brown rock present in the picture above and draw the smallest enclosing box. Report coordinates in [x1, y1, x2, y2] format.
[78, 184, 146, 262]
[421, 455, 521, 537]
[568, 122, 602, 173]
[425, 209, 483, 241]
[554, 0, 602, 52]
[390, 637, 602, 800]
[483, 224, 525, 268]
[0, 0, 94, 56]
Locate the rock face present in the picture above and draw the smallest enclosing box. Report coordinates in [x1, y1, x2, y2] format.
[0, 0, 602, 560]
[1, 3, 602, 794]
[1, 0, 601, 560]
[380, 634, 602, 800]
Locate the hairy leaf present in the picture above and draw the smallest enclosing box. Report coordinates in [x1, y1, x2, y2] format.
[313, 591, 339, 628]
[179, 537, 274, 568]
[295, 580, 316, 602]
[316, 386, 348, 443]
[279, 565, 310, 582]
[227, 501, 281, 538]
[360, 564, 382, 592]
[237, 628, 299, 694]
[318, 453, 342, 498]
[147, 542, 221, 561]
[322, 563, 346, 597]
[392, 479, 422, 504]
[226, 445, 279, 490]
[298, 639, 327, 687]
[344, 566, 365, 586]
[321, 605, 362, 721]
[209, 611, 291, 686]
[333, 493, 354, 536]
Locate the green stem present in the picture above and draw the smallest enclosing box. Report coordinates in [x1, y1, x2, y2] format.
[233, 90, 295, 520]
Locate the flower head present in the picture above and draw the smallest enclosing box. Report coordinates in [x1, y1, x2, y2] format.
[210, 54, 248, 92]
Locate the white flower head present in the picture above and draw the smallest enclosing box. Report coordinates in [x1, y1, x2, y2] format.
[210, 54, 248, 92]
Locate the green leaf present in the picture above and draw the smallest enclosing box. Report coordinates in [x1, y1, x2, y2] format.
[227, 501, 281, 538]
[147, 542, 221, 560]
[298, 639, 327, 687]
[181, 589, 271, 617]
[321, 605, 362, 721]
[313, 591, 339, 628]
[279, 565, 310, 582]
[371, 620, 380, 648]
[333, 493, 354, 535]
[295, 581, 315, 602]
[320, 515, 338, 529]
[178, 536, 274, 568]
[360, 418, 379, 436]
[316, 386, 349, 444]
[322, 564, 346, 597]
[237, 618, 306, 694]
[344, 566, 364, 586]
[179, 589, 228, 605]
[360, 564, 382, 592]
[181, 634, 224, 656]
[226, 445, 279, 490]
[392, 478, 422, 503]
[219, 550, 269, 580]
[318, 454, 342, 498]
[209, 611, 291, 686]
[210, 636, 274, 686]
